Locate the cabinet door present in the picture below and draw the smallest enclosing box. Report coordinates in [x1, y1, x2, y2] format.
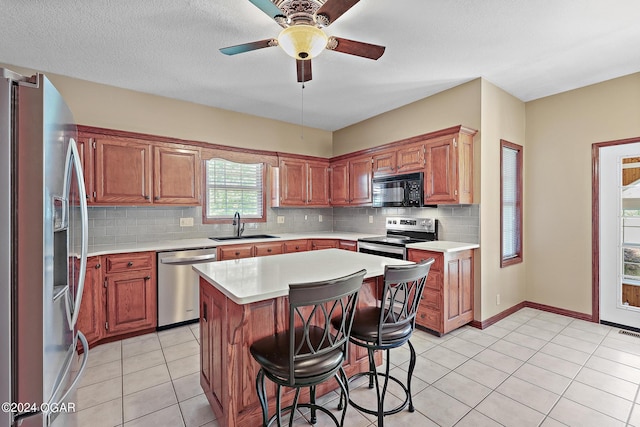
[254, 242, 284, 257]
[283, 240, 309, 253]
[75, 136, 94, 204]
[94, 138, 153, 204]
[310, 239, 339, 250]
[397, 143, 425, 173]
[443, 251, 474, 333]
[199, 285, 212, 392]
[153, 145, 201, 205]
[329, 161, 350, 206]
[424, 138, 457, 203]
[372, 150, 396, 176]
[217, 244, 254, 261]
[105, 270, 156, 335]
[307, 160, 330, 206]
[279, 158, 307, 206]
[349, 156, 372, 205]
[76, 256, 103, 346]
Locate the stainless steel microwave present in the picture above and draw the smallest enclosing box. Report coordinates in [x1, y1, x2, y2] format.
[372, 172, 424, 207]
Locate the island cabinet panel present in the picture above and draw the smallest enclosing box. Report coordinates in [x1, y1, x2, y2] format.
[76, 256, 103, 348]
[94, 137, 153, 205]
[407, 248, 474, 335]
[153, 145, 201, 205]
[103, 252, 156, 336]
[310, 239, 339, 250]
[199, 276, 382, 427]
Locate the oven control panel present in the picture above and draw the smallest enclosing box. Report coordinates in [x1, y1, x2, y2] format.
[386, 217, 436, 233]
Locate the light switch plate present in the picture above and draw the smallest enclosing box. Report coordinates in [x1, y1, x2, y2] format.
[277, 216, 285, 224]
[180, 217, 194, 227]
[319, 215, 323, 222]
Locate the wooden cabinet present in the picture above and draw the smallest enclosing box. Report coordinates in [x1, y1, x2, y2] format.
[76, 256, 103, 347]
[396, 143, 426, 174]
[253, 241, 284, 257]
[424, 131, 474, 204]
[103, 252, 157, 336]
[283, 240, 309, 253]
[310, 239, 339, 250]
[408, 248, 474, 335]
[79, 129, 202, 206]
[274, 156, 330, 207]
[330, 156, 372, 206]
[217, 244, 254, 261]
[372, 149, 397, 176]
[153, 145, 201, 205]
[93, 137, 153, 205]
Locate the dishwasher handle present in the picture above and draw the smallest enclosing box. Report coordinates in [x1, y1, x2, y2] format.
[160, 253, 217, 265]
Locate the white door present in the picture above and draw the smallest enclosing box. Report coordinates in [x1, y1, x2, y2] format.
[600, 143, 640, 329]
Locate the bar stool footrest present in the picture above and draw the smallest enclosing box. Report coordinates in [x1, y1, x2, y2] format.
[347, 371, 411, 417]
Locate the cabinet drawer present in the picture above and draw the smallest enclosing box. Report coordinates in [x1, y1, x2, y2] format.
[105, 252, 154, 273]
[417, 306, 441, 331]
[421, 288, 441, 309]
[283, 240, 309, 253]
[218, 245, 254, 260]
[425, 271, 441, 291]
[254, 243, 283, 257]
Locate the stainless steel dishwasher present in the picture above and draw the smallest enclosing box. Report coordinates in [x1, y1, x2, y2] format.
[157, 247, 217, 329]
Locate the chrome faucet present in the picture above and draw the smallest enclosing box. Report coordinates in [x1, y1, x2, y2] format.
[232, 211, 244, 237]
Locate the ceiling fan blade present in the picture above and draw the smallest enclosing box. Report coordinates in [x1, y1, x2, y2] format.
[296, 59, 312, 82]
[220, 39, 277, 56]
[316, 0, 360, 26]
[248, 0, 285, 20]
[328, 37, 385, 60]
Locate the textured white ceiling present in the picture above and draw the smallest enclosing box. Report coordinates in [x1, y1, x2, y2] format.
[1, 0, 639, 131]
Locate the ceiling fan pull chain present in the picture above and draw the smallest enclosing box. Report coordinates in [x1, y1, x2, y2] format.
[300, 60, 305, 140]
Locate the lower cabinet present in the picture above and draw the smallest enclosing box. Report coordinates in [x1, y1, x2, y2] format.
[77, 251, 157, 348]
[407, 248, 474, 335]
[310, 239, 339, 250]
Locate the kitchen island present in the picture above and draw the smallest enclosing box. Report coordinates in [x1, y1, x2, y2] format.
[193, 249, 411, 427]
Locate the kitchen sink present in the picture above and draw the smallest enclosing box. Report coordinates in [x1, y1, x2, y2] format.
[209, 234, 279, 241]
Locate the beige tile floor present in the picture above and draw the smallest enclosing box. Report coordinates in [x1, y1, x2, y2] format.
[71, 308, 640, 426]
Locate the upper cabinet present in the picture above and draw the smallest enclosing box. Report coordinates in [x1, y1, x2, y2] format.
[330, 155, 372, 206]
[78, 128, 201, 206]
[273, 156, 330, 207]
[424, 130, 474, 205]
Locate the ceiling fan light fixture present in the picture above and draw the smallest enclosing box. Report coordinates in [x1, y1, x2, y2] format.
[278, 25, 328, 60]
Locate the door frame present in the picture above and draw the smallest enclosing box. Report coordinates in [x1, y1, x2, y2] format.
[592, 136, 640, 323]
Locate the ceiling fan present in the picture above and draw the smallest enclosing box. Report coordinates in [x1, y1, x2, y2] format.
[220, 0, 385, 82]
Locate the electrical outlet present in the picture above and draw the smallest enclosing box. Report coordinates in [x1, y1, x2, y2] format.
[496, 294, 501, 305]
[304, 215, 308, 221]
[180, 217, 194, 227]
[369, 215, 374, 224]
[318, 215, 323, 222]
[277, 216, 285, 224]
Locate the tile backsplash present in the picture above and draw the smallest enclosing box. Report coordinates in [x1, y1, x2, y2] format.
[88, 204, 479, 248]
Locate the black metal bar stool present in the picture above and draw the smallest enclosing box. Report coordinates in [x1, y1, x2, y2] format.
[336, 259, 434, 426]
[249, 269, 366, 427]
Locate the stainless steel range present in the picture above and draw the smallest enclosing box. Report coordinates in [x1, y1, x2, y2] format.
[358, 217, 438, 260]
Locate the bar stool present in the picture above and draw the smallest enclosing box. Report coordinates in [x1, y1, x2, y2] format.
[337, 259, 434, 426]
[249, 269, 366, 427]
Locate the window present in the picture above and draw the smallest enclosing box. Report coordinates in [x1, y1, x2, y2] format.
[501, 140, 523, 267]
[203, 158, 266, 223]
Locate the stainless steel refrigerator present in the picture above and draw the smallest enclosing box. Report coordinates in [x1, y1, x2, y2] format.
[0, 68, 89, 427]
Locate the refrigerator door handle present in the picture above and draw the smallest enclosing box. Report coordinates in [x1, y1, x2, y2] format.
[45, 331, 89, 426]
[64, 138, 88, 330]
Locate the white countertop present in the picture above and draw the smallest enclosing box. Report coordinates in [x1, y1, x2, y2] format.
[405, 241, 480, 253]
[193, 248, 412, 305]
[88, 232, 379, 256]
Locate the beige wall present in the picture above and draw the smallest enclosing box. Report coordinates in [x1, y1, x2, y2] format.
[525, 73, 640, 315]
[332, 79, 482, 156]
[2, 63, 333, 157]
[478, 80, 527, 320]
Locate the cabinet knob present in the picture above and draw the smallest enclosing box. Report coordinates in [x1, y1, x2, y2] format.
[235, 252, 240, 256]
[154, 196, 160, 200]
[295, 246, 299, 250]
[144, 276, 151, 280]
[95, 263, 101, 269]
[267, 249, 272, 252]
[127, 261, 133, 267]
[144, 195, 150, 200]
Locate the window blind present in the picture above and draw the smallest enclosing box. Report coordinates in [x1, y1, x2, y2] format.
[205, 158, 263, 219]
[502, 145, 520, 259]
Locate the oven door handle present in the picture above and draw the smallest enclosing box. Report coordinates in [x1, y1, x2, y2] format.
[357, 241, 406, 256]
